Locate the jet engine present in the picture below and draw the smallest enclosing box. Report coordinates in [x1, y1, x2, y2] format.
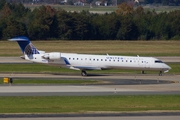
[42, 52, 61, 60]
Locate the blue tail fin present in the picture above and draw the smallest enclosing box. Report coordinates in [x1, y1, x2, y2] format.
[9, 36, 39, 55]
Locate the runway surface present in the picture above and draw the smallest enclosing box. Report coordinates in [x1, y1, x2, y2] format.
[0, 56, 179, 96]
[0, 57, 180, 118]
[0, 73, 180, 96]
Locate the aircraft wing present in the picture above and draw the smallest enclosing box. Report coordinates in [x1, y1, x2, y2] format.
[69, 66, 102, 70]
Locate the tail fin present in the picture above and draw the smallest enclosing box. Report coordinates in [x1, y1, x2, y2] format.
[9, 36, 40, 55]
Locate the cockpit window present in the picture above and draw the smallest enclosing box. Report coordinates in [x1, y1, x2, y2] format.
[155, 60, 163, 63]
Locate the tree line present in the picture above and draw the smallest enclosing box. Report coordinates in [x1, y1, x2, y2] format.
[0, 0, 180, 40]
[4, 0, 180, 6]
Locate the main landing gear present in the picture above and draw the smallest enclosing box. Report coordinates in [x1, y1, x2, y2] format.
[81, 70, 87, 76]
[159, 71, 162, 76]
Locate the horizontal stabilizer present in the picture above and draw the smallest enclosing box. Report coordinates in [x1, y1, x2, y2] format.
[9, 36, 30, 42]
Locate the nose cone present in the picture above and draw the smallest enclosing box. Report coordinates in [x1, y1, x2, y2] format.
[166, 64, 171, 70]
[163, 64, 171, 72]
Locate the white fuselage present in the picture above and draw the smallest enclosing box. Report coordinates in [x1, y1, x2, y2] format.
[24, 52, 171, 72]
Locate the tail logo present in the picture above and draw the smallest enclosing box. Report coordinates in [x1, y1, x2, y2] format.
[24, 43, 39, 55]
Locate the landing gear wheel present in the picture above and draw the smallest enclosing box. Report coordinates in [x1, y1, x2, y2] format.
[159, 71, 162, 76]
[81, 70, 87, 76]
[142, 70, 145, 74]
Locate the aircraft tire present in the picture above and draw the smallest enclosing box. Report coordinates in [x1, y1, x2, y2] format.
[81, 70, 87, 76]
[159, 71, 162, 76]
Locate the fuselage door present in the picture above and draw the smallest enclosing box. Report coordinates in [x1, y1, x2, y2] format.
[138, 58, 146, 68]
[145, 59, 150, 68]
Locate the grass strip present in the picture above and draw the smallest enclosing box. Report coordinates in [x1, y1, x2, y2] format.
[0, 79, 99, 84]
[1, 41, 180, 56]
[0, 63, 179, 74]
[0, 95, 180, 113]
[25, 5, 180, 13]
[25, 5, 118, 12]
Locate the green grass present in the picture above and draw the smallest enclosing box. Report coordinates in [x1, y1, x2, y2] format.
[0, 79, 100, 84]
[1, 41, 180, 56]
[0, 63, 179, 74]
[0, 63, 78, 74]
[0, 95, 180, 113]
[25, 4, 117, 12]
[24, 4, 180, 13]
[144, 6, 180, 13]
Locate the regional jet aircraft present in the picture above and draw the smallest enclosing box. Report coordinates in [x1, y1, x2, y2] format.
[9, 36, 171, 76]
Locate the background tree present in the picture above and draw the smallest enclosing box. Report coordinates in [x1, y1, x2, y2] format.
[2, 17, 27, 39]
[168, 10, 180, 40]
[133, 7, 153, 40]
[0, 0, 6, 10]
[0, 1, 180, 40]
[9, 2, 30, 18]
[116, 2, 134, 15]
[70, 11, 91, 40]
[56, 9, 75, 40]
[96, 13, 120, 40]
[116, 16, 138, 40]
[27, 5, 57, 40]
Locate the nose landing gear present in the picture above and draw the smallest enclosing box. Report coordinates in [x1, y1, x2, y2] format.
[159, 71, 162, 76]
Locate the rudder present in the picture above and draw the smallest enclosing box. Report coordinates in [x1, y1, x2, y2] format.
[9, 36, 39, 55]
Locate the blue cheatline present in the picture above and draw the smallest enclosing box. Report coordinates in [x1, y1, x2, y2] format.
[64, 58, 71, 65]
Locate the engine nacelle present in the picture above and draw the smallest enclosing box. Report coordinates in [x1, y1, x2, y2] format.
[42, 52, 61, 60]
